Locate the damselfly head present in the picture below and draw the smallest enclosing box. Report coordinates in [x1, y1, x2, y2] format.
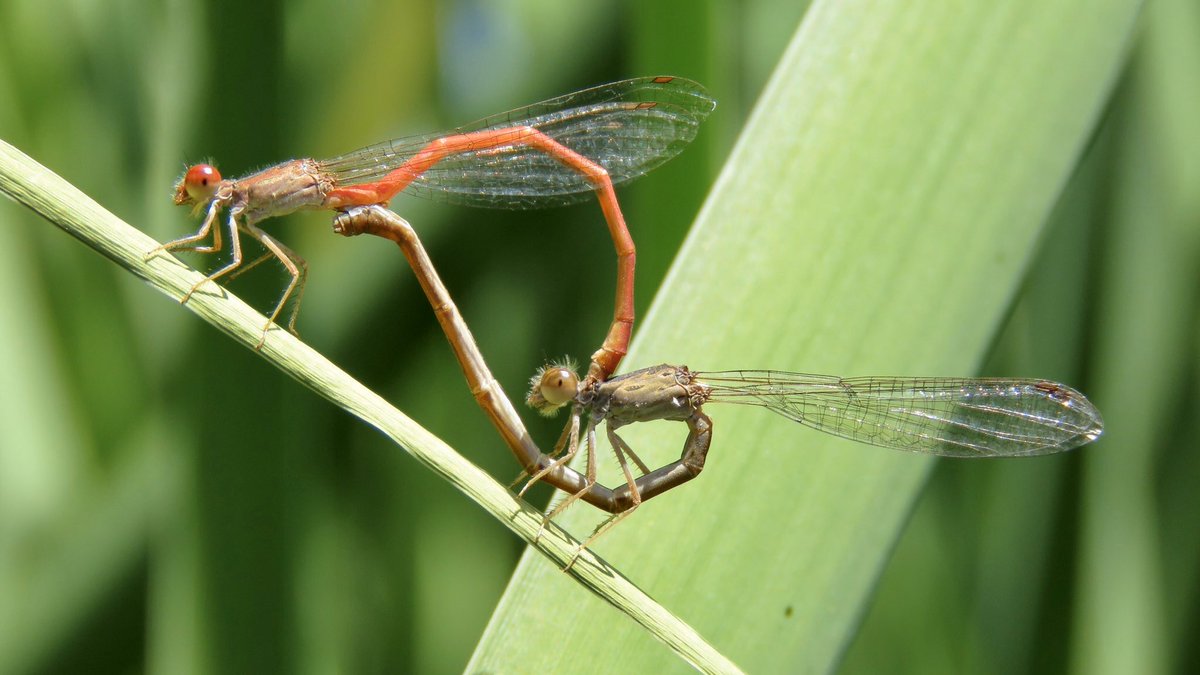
[526, 360, 580, 416]
[173, 163, 222, 212]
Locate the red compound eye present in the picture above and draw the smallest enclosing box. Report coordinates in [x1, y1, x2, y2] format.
[180, 164, 221, 202]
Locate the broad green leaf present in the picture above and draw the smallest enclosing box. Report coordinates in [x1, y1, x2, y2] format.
[471, 0, 1140, 672]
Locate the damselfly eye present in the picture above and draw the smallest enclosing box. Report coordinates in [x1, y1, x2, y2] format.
[539, 367, 579, 406]
[179, 164, 221, 203]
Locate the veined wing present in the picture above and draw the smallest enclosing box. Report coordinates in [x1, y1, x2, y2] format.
[320, 76, 715, 209]
[696, 371, 1104, 457]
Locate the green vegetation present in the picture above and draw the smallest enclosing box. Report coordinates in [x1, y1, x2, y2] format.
[3, 0, 1194, 673]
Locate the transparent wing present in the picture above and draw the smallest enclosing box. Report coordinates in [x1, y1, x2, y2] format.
[319, 76, 716, 209]
[696, 371, 1104, 457]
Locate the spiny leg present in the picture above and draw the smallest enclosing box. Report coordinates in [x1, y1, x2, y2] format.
[540, 419, 602, 535]
[529, 416, 585, 541]
[517, 409, 580, 497]
[509, 408, 577, 490]
[149, 199, 223, 259]
[614, 411, 714, 505]
[562, 427, 647, 568]
[608, 426, 652, 476]
[238, 222, 310, 343]
[506, 408, 582, 489]
[565, 506, 640, 570]
[564, 412, 713, 568]
[607, 426, 645, 507]
[180, 209, 244, 304]
[222, 250, 278, 284]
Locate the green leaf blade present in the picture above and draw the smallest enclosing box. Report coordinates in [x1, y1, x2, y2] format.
[471, 0, 1139, 672]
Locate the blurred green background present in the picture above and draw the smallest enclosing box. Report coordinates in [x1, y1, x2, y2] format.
[0, 0, 1195, 673]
